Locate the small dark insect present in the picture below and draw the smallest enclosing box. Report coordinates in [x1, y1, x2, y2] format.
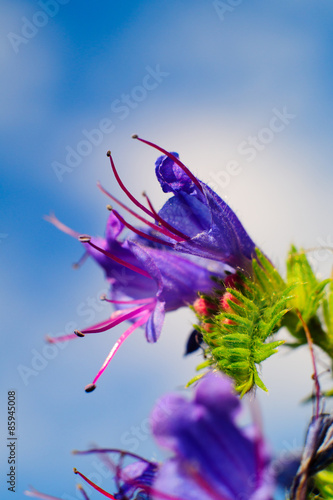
[184, 329, 203, 355]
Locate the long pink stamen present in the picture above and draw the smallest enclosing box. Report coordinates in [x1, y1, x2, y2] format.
[79, 236, 152, 279]
[142, 191, 160, 219]
[46, 333, 78, 343]
[46, 303, 154, 344]
[111, 209, 174, 247]
[24, 487, 63, 500]
[76, 484, 90, 500]
[80, 302, 155, 335]
[98, 182, 183, 242]
[132, 135, 204, 194]
[101, 295, 153, 305]
[44, 213, 80, 239]
[106, 151, 189, 240]
[86, 312, 151, 392]
[73, 448, 153, 465]
[73, 251, 90, 269]
[73, 469, 116, 499]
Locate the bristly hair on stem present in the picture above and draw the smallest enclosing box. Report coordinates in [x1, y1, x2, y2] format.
[189, 248, 292, 396]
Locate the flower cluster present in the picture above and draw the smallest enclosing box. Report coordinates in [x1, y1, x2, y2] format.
[27, 137, 333, 499]
[46, 136, 263, 392]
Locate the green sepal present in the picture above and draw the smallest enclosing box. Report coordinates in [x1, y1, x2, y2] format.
[193, 249, 290, 396]
[185, 372, 206, 388]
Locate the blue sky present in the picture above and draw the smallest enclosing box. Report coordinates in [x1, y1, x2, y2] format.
[1, 1, 333, 498]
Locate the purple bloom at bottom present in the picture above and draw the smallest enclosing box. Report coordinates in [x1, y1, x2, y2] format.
[25, 373, 274, 500]
[150, 372, 274, 500]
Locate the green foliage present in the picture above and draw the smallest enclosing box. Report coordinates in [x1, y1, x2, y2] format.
[190, 245, 333, 395]
[282, 246, 333, 357]
[308, 465, 333, 500]
[194, 249, 290, 396]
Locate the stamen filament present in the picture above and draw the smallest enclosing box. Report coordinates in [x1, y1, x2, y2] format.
[44, 213, 80, 239]
[73, 251, 90, 269]
[100, 295, 153, 305]
[73, 448, 154, 465]
[24, 487, 63, 500]
[132, 135, 204, 194]
[111, 209, 174, 247]
[106, 151, 189, 240]
[142, 191, 160, 219]
[80, 237, 153, 280]
[46, 333, 78, 343]
[80, 302, 155, 334]
[76, 484, 90, 500]
[88, 312, 151, 390]
[98, 182, 183, 242]
[73, 469, 116, 499]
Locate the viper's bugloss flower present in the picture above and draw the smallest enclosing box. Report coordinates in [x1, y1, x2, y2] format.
[47, 206, 223, 392]
[73, 449, 158, 500]
[47, 135, 261, 390]
[151, 372, 273, 500]
[25, 449, 158, 500]
[25, 373, 273, 500]
[135, 136, 257, 274]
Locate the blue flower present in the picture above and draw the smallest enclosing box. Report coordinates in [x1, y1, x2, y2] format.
[25, 449, 157, 500]
[46, 207, 223, 391]
[47, 136, 259, 390]
[25, 374, 273, 500]
[150, 372, 273, 500]
[134, 136, 257, 274]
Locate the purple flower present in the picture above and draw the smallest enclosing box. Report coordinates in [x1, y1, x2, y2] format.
[135, 136, 257, 274]
[46, 207, 223, 391]
[150, 372, 273, 500]
[25, 374, 273, 500]
[25, 449, 157, 500]
[47, 136, 259, 390]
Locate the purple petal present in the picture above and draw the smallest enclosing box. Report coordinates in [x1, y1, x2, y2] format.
[145, 300, 165, 343]
[158, 192, 211, 239]
[155, 154, 257, 271]
[151, 373, 273, 500]
[155, 153, 197, 195]
[129, 241, 222, 310]
[115, 461, 157, 499]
